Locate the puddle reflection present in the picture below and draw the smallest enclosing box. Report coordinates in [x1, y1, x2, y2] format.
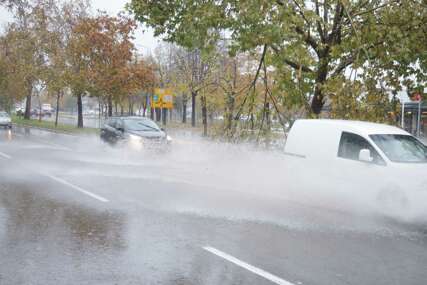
[0, 129, 13, 141]
[0, 186, 127, 251]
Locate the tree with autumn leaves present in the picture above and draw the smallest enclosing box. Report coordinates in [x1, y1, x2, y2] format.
[65, 12, 156, 127]
[69, 13, 157, 127]
[0, 0, 156, 128]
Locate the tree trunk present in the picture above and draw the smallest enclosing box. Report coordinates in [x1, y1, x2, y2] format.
[24, 94, 31, 120]
[162, 108, 167, 125]
[225, 93, 235, 132]
[156, 108, 160, 121]
[182, 99, 187, 124]
[150, 102, 154, 120]
[265, 101, 271, 130]
[77, 93, 83, 128]
[191, 91, 197, 127]
[108, 96, 113, 117]
[311, 85, 324, 115]
[128, 100, 133, 116]
[98, 99, 102, 127]
[201, 95, 207, 136]
[120, 104, 124, 116]
[38, 94, 42, 122]
[55, 91, 60, 127]
[311, 61, 329, 115]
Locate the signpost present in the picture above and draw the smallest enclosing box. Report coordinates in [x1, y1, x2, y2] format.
[414, 93, 422, 137]
[152, 88, 174, 125]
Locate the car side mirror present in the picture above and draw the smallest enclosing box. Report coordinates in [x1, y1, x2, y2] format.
[359, 149, 373, 163]
[116, 127, 124, 132]
[160, 128, 165, 132]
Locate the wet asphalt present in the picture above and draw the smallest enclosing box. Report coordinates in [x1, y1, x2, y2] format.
[0, 126, 427, 285]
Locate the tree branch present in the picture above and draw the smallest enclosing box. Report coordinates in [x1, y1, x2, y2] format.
[233, 44, 268, 120]
[290, 0, 310, 26]
[331, 54, 355, 78]
[327, 2, 344, 45]
[350, 0, 399, 18]
[295, 26, 319, 53]
[315, 0, 326, 43]
[271, 45, 314, 73]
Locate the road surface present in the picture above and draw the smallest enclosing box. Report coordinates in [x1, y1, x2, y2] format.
[0, 126, 426, 285]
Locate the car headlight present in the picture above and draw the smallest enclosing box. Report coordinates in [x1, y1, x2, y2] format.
[129, 134, 142, 142]
[166, 135, 172, 142]
[128, 134, 143, 150]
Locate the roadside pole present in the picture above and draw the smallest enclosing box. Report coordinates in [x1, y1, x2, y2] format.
[162, 108, 167, 125]
[401, 101, 405, 129]
[417, 99, 422, 137]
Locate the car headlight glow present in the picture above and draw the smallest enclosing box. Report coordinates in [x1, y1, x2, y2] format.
[166, 135, 172, 142]
[129, 134, 142, 142]
[129, 134, 143, 150]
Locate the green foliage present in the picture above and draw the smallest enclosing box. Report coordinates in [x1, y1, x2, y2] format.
[129, 0, 427, 117]
[327, 77, 394, 123]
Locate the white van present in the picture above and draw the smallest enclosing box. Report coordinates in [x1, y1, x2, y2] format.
[284, 119, 427, 216]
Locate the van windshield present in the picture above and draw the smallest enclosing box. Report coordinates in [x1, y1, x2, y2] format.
[370, 134, 427, 163]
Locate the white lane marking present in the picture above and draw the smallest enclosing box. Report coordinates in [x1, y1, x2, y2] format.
[21, 144, 71, 151]
[44, 174, 109, 203]
[0, 151, 11, 159]
[203, 246, 295, 285]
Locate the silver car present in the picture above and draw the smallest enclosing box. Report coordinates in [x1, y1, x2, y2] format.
[0, 111, 12, 129]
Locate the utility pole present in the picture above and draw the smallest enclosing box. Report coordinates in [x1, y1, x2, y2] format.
[417, 98, 422, 137]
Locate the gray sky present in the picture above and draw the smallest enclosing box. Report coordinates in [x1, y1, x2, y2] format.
[91, 0, 160, 55]
[0, 0, 160, 55]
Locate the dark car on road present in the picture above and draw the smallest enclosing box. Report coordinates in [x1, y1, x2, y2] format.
[100, 116, 172, 150]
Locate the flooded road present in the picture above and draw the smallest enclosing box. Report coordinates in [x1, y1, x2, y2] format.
[0, 126, 427, 285]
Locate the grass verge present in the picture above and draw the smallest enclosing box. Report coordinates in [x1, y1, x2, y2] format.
[12, 115, 99, 135]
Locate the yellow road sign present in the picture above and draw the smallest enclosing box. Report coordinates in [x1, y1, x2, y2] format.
[153, 88, 174, 109]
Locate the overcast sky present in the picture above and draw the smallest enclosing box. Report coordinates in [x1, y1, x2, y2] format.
[0, 0, 161, 55]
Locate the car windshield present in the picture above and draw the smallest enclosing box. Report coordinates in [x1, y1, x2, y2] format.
[370, 134, 427, 163]
[0, 112, 8, 117]
[124, 119, 160, 132]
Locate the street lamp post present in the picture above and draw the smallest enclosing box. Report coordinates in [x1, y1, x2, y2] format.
[417, 99, 422, 137]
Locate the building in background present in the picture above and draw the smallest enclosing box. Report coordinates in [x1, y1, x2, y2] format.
[401, 101, 427, 138]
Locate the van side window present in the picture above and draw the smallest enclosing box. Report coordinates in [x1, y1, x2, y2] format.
[338, 132, 385, 165]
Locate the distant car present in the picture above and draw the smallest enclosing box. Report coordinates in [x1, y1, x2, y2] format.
[15, 106, 25, 116]
[42, 104, 53, 117]
[0, 111, 12, 129]
[100, 116, 172, 150]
